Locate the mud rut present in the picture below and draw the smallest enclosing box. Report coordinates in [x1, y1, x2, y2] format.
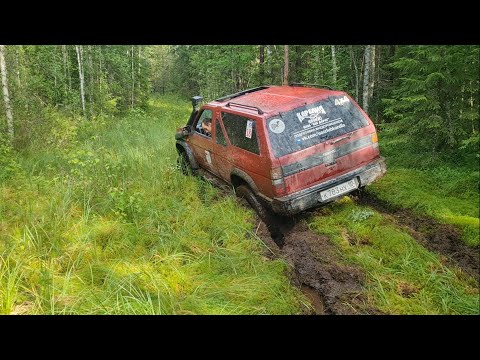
[250, 192, 479, 315]
[199, 176, 479, 315]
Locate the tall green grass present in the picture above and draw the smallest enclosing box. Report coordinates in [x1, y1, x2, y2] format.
[309, 197, 479, 314]
[369, 126, 479, 246]
[0, 96, 305, 314]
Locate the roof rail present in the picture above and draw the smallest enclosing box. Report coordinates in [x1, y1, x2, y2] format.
[215, 86, 270, 102]
[226, 102, 264, 115]
[290, 83, 334, 90]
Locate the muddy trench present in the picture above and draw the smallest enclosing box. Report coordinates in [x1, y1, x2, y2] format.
[199, 175, 479, 314]
[357, 192, 479, 283]
[252, 211, 378, 315]
[250, 191, 479, 314]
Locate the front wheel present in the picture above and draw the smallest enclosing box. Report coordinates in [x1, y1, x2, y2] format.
[177, 151, 193, 176]
[235, 185, 285, 247]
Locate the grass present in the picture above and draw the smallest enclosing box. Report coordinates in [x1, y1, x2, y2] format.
[308, 197, 479, 314]
[368, 125, 479, 246]
[0, 96, 305, 314]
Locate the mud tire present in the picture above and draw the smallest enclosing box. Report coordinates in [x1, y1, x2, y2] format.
[235, 184, 285, 247]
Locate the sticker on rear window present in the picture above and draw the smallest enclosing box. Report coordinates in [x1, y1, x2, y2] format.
[269, 119, 285, 134]
[245, 120, 253, 139]
[335, 96, 350, 106]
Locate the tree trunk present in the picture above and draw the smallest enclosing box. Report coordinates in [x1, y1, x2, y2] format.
[88, 45, 94, 106]
[362, 45, 371, 113]
[259, 45, 265, 83]
[368, 45, 376, 101]
[0, 45, 14, 141]
[75, 45, 86, 115]
[131, 45, 135, 108]
[62, 45, 67, 79]
[66, 45, 72, 91]
[283, 45, 289, 85]
[331, 45, 337, 86]
[15, 46, 21, 88]
[350, 45, 359, 102]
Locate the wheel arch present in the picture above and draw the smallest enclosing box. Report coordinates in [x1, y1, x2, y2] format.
[230, 168, 259, 194]
[176, 140, 199, 169]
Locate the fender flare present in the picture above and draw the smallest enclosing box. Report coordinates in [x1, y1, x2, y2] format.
[230, 168, 259, 194]
[176, 140, 199, 169]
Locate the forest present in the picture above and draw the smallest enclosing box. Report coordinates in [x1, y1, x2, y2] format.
[0, 45, 478, 315]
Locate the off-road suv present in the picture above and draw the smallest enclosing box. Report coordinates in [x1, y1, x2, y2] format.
[175, 85, 386, 217]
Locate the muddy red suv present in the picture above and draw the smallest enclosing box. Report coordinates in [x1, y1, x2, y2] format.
[175, 85, 386, 216]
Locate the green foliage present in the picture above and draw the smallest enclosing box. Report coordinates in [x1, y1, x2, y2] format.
[0, 97, 305, 314]
[0, 135, 21, 182]
[310, 197, 479, 314]
[1, 45, 151, 148]
[369, 127, 479, 247]
[382, 45, 479, 155]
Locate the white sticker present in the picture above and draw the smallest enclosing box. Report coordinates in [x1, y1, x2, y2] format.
[205, 150, 212, 165]
[334, 95, 350, 106]
[245, 120, 253, 139]
[296, 105, 326, 123]
[269, 119, 285, 134]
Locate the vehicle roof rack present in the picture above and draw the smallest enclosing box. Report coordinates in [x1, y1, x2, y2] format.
[290, 83, 334, 90]
[215, 86, 270, 102]
[225, 102, 264, 115]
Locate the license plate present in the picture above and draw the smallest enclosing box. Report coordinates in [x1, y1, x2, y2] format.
[320, 178, 358, 201]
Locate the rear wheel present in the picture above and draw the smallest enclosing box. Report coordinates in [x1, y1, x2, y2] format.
[177, 150, 193, 176]
[235, 184, 285, 247]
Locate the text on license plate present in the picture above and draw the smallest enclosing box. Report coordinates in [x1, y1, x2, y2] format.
[320, 178, 358, 201]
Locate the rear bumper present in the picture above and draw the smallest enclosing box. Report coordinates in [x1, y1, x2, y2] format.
[268, 157, 387, 215]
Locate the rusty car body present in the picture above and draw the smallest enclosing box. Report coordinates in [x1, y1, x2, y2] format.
[175, 85, 386, 216]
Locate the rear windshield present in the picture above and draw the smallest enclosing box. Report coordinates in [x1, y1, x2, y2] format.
[266, 95, 369, 158]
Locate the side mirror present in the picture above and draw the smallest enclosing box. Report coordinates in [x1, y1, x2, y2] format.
[175, 125, 192, 140]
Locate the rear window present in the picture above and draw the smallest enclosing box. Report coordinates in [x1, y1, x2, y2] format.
[267, 95, 369, 157]
[221, 112, 260, 155]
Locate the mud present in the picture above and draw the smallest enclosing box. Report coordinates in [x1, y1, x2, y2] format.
[201, 172, 478, 313]
[357, 192, 480, 283]
[253, 217, 376, 315]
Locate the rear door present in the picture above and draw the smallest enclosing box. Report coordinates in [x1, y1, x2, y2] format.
[221, 110, 272, 194]
[265, 94, 379, 193]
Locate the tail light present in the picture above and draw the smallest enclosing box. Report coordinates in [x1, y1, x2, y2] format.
[372, 132, 379, 149]
[271, 167, 286, 195]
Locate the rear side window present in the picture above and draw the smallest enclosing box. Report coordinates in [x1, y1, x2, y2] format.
[221, 112, 260, 155]
[267, 95, 369, 157]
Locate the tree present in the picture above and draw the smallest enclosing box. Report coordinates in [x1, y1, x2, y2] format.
[350, 45, 360, 101]
[283, 45, 289, 85]
[362, 45, 371, 112]
[369, 45, 376, 101]
[331, 45, 337, 86]
[383, 45, 479, 153]
[75, 45, 86, 115]
[0, 45, 14, 141]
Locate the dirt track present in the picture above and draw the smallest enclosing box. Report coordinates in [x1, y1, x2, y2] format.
[202, 176, 479, 314]
[357, 192, 480, 283]
[253, 214, 378, 315]
[250, 192, 479, 315]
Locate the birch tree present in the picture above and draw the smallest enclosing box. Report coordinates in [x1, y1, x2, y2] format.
[283, 45, 289, 85]
[131, 45, 135, 108]
[0, 45, 14, 141]
[331, 45, 337, 86]
[368, 45, 376, 101]
[75, 45, 86, 115]
[362, 45, 371, 112]
[350, 45, 359, 101]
